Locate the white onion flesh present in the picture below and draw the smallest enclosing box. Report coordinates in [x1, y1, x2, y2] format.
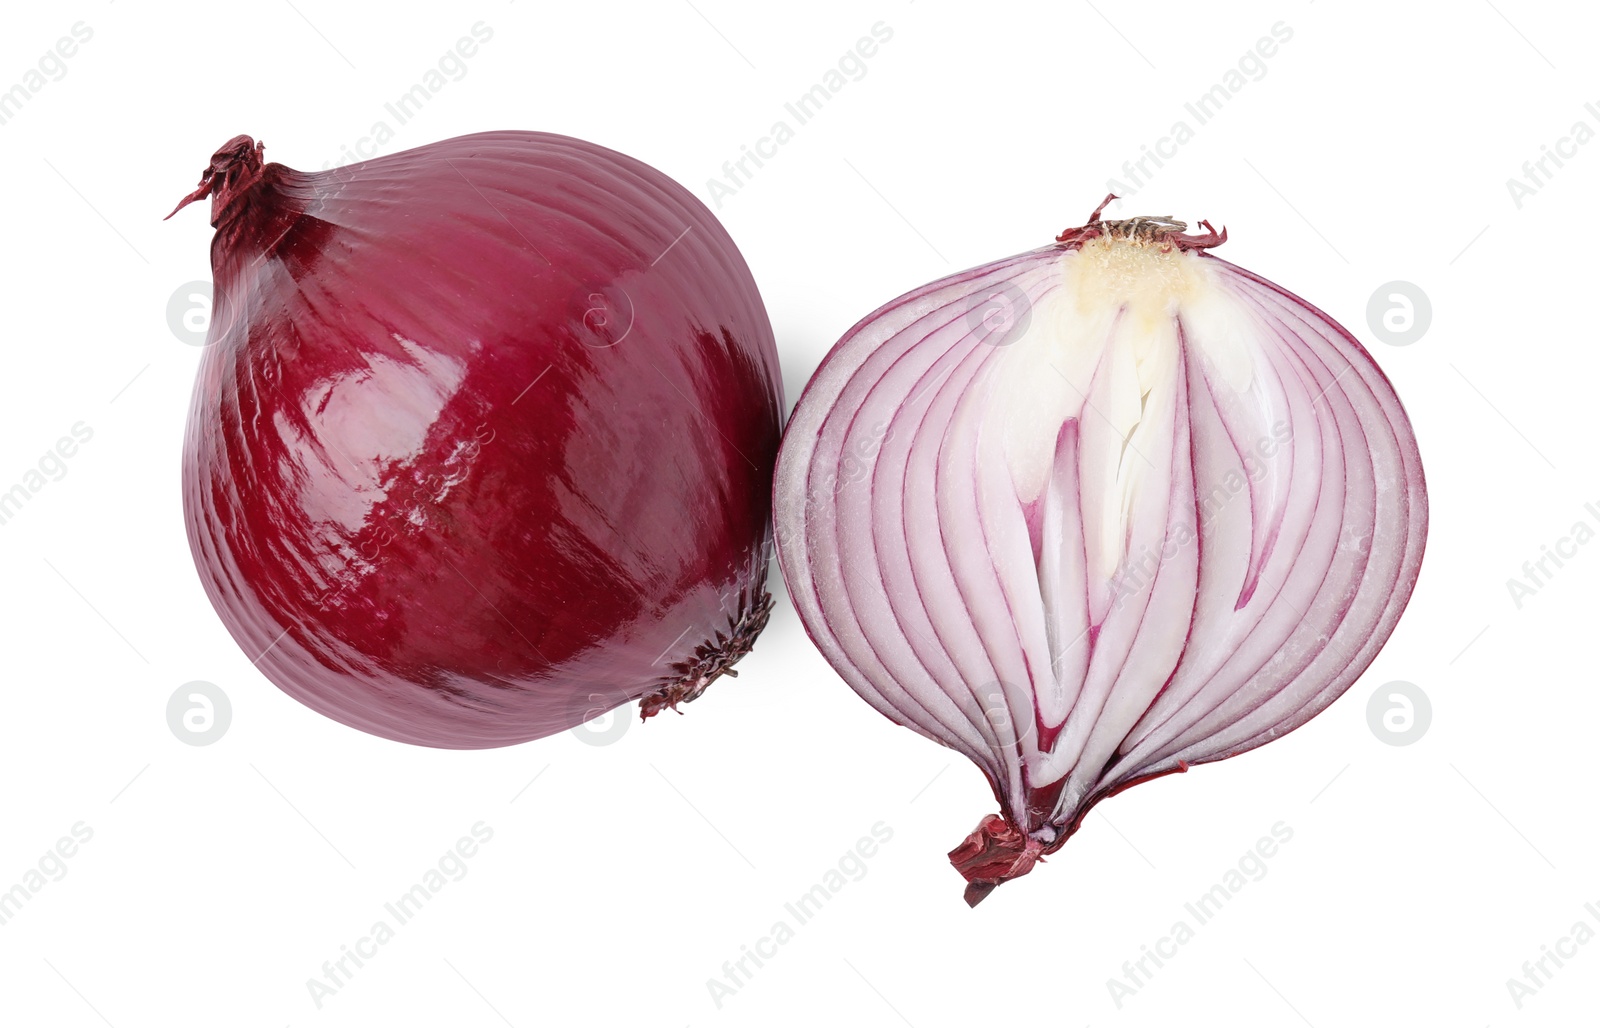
[774, 212, 1427, 903]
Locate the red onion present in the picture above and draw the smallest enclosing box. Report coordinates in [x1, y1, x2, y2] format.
[173, 132, 782, 748]
[773, 197, 1427, 904]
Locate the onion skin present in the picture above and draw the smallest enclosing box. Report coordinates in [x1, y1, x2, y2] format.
[774, 198, 1427, 904]
[177, 132, 782, 748]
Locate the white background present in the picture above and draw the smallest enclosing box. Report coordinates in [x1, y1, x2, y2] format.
[0, 0, 1594, 1024]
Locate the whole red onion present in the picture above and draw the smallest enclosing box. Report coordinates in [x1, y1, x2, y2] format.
[173, 132, 782, 748]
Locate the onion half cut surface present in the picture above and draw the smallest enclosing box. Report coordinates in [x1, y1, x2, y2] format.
[774, 200, 1427, 904]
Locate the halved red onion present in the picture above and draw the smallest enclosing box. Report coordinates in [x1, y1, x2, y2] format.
[774, 198, 1427, 904]
[174, 133, 782, 748]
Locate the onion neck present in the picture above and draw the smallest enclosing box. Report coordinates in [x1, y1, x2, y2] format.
[950, 762, 1192, 905]
[206, 164, 320, 277]
[167, 136, 333, 303]
[166, 134, 269, 226]
[948, 816, 1050, 907]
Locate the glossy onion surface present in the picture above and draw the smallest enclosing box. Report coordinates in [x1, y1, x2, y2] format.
[774, 207, 1427, 902]
[179, 132, 782, 748]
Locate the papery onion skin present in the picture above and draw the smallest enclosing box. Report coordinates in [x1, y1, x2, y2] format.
[774, 197, 1427, 904]
[175, 132, 782, 748]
